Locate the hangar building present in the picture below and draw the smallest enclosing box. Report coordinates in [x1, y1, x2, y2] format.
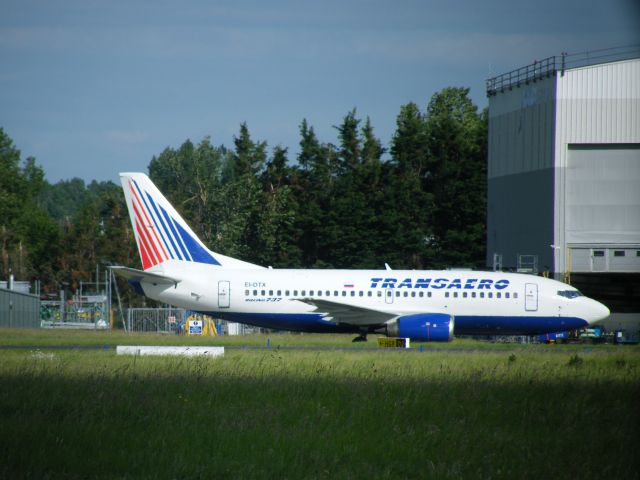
[486, 46, 640, 324]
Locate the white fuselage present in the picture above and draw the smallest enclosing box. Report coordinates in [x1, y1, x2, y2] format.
[138, 262, 609, 335]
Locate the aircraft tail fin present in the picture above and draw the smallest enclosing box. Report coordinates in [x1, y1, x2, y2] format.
[119, 172, 262, 270]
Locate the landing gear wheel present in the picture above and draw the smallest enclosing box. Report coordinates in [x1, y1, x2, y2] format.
[352, 333, 368, 343]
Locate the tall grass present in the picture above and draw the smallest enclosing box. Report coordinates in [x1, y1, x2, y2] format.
[1, 327, 635, 352]
[0, 346, 638, 479]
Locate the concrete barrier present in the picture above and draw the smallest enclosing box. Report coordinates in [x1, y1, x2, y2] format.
[116, 346, 224, 357]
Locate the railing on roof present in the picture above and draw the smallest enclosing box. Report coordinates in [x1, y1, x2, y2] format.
[486, 45, 640, 97]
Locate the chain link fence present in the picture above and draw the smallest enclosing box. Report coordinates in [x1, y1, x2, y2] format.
[126, 308, 186, 333]
[125, 308, 272, 335]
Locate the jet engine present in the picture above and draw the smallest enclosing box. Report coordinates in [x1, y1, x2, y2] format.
[383, 313, 454, 342]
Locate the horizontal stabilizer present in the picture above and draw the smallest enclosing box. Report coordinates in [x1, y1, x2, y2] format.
[110, 266, 180, 286]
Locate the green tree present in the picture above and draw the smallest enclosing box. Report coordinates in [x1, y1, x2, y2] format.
[318, 111, 385, 268]
[290, 120, 334, 266]
[225, 123, 267, 181]
[257, 146, 302, 267]
[149, 137, 225, 245]
[40, 178, 89, 221]
[424, 87, 487, 267]
[385, 102, 436, 268]
[0, 128, 59, 282]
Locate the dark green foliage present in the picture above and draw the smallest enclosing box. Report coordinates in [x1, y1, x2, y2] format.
[424, 88, 488, 268]
[1, 86, 489, 294]
[0, 128, 59, 284]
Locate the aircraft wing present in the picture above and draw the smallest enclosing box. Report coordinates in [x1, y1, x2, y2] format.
[299, 298, 396, 326]
[110, 266, 180, 287]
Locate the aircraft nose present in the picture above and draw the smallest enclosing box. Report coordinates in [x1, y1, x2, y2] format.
[588, 299, 610, 324]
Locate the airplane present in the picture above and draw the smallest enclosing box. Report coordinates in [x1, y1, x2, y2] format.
[112, 172, 610, 342]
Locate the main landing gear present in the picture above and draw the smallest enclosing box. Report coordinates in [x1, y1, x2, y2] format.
[352, 332, 368, 343]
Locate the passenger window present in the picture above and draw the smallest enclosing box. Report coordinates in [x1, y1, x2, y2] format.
[253, 289, 258, 296]
[480, 292, 484, 298]
[445, 292, 450, 298]
[453, 292, 458, 298]
[301, 290, 306, 296]
[462, 292, 467, 298]
[326, 291, 330, 296]
[403, 292, 408, 297]
[428, 292, 432, 298]
[378, 291, 382, 297]
[505, 292, 510, 299]
[285, 290, 290, 296]
[359, 291, 364, 297]
[368, 291, 372, 297]
[334, 291, 339, 296]
[471, 292, 476, 298]
[277, 290, 281, 296]
[497, 292, 501, 299]
[309, 290, 314, 296]
[513, 292, 518, 299]
[342, 291, 347, 297]
[245, 290, 249, 296]
[293, 290, 298, 296]
[350, 291, 355, 297]
[411, 292, 416, 298]
[317, 290, 322, 297]
[261, 290, 266, 296]
[488, 292, 493, 298]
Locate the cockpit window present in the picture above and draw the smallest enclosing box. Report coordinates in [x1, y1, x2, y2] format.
[557, 290, 583, 299]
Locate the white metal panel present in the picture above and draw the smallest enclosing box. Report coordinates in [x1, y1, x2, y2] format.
[554, 58, 640, 273]
[555, 59, 640, 144]
[566, 146, 640, 244]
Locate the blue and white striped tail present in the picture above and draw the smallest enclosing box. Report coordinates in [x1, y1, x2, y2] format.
[120, 173, 220, 270]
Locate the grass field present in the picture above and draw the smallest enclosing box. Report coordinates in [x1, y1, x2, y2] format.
[1, 329, 638, 479]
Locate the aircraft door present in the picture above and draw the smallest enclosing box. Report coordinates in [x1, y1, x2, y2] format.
[524, 283, 538, 311]
[218, 281, 231, 309]
[385, 288, 394, 304]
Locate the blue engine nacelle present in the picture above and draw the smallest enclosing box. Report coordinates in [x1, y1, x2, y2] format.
[385, 313, 454, 342]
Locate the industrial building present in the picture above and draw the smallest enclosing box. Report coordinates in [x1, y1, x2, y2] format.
[0, 281, 40, 328]
[486, 46, 640, 330]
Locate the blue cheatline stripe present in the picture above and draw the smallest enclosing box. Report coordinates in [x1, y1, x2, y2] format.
[132, 180, 173, 260]
[160, 204, 191, 261]
[143, 190, 183, 261]
[173, 220, 220, 265]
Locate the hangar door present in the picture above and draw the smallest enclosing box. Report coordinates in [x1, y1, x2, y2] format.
[566, 145, 640, 248]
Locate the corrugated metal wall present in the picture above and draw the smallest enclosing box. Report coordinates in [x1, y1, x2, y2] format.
[487, 75, 556, 269]
[0, 288, 41, 328]
[554, 58, 640, 273]
[488, 57, 640, 273]
[555, 59, 640, 144]
[488, 75, 556, 178]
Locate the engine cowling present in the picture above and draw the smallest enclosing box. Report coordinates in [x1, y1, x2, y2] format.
[384, 313, 454, 342]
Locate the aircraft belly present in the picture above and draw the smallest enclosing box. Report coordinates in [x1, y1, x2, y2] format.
[198, 311, 362, 334]
[454, 315, 588, 335]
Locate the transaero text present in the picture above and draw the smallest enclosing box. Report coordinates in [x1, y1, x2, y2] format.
[369, 278, 510, 290]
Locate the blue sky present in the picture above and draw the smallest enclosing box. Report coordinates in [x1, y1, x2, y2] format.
[1, 0, 639, 183]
